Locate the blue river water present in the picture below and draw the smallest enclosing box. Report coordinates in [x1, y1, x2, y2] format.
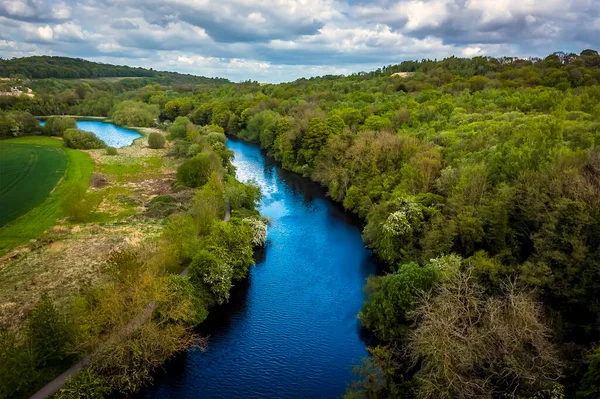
[144, 138, 378, 398]
[39, 120, 140, 148]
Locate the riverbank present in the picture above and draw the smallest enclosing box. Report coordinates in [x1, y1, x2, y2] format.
[144, 137, 376, 399]
[0, 130, 173, 328]
[0, 120, 265, 399]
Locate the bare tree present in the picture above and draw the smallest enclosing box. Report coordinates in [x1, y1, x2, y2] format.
[409, 267, 562, 399]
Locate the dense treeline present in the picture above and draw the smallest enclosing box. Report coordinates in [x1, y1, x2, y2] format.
[3, 50, 600, 398]
[0, 56, 229, 84]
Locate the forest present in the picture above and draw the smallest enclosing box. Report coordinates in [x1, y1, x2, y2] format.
[2, 49, 600, 398]
[0, 56, 229, 84]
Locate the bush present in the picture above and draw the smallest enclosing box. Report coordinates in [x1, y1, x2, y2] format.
[168, 116, 193, 139]
[246, 217, 267, 246]
[28, 294, 73, 368]
[145, 195, 179, 218]
[206, 131, 226, 145]
[56, 368, 109, 399]
[105, 147, 118, 155]
[176, 152, 223, 188]
[0, 330, 38, 398]
[111, 101, 159, 127]
[44, 116, 76, 137]
[0, 110, 41, 138]
[226, 181, 261, 211]
[63, 186, 94, 222]
[63, 128, 107, 149]
[148, 132, 165, 149]
[188, 249, 232, 304]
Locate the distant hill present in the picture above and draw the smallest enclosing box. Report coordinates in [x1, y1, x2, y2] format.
[0, 56, 229, 84]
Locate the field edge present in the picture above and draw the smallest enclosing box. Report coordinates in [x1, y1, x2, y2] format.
[0, 137, 93, 256]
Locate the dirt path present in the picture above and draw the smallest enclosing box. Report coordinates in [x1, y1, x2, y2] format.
[29, 203, 232, 398]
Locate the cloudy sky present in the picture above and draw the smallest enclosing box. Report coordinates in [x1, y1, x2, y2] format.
[0, 0, 599, 82]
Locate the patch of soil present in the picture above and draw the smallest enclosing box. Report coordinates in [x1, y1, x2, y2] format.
[90, 173, 109, 189]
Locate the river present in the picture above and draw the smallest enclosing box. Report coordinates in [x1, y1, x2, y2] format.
[144, 138, 378, 398]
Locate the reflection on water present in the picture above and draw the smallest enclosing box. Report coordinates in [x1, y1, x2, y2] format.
[144, 138, 377, 399]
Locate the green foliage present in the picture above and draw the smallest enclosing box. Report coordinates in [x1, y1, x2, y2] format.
[28, 294, 73, 368]
[188, 249, 233, 304]
[345, 346, 415, 399]
[326, 114, 347, 134]
[578, 346, 600, 399]
[57, 368, 110, 399]
[111, 101, 159, 127]
[0, 56, 229, 83]
[359, 262, 437, 341]
[0, 110, 41, 138]
[246, 217, 268, 247]
[63, 185, 95, 222]
[145, 195, 179, 218]
[0, 330, 38, 398]
[225, 179, 261, 212]
[5, 50, 600, 398]
[188, 217, 255, 304]
[361, 115, 392, 131]
[63, 128, 107, 149]
[176, 151, 223, 188]
[147, 132, 165, 149]
[168, 116, 193, 139]
[300, 118, 332, 167]
[160, 213, 200, 267]
[44, 116, 76, 136]
[205, 218, 255, 280]
[105, 146, 118, 155]
[0, 137, 94, 255]
[363, 197, 426, 265]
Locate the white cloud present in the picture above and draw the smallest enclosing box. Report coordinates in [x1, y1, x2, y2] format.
[37, 25, 54, 41]
[3, 0, 35, 18]
[0, 0, 598, 82]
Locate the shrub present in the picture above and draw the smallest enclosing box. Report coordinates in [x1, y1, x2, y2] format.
[0, 110, 42, 138]
[63, 128, 107, 149]
[44, 116, 76, 137]
[206, 131, 226, 145]
[170, 139, 190, 158]
[205, 218, 254, 280]
[188, 249, 232, 305]
[148, 132, 165, 149]
[0, 330, 38, 398]
[226, 181, 261, 211]
[56, 368, 109, 399]
[168, 116, 193, 139]
[145, 195, 178, 218]
[176, 152, 223, 188]
[111, 101, 159, 127]
[28, 294, 73, 368]
[105, 147, 118, 155]
[246, 217, 267, 246]
[63, 186, 94, 222]
[359, 262, 438, 341]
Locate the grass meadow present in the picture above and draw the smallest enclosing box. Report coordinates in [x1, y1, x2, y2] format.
[0, 137, 93, 255]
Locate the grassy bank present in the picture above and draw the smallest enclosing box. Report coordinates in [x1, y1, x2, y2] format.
[0, 136, 93, 255]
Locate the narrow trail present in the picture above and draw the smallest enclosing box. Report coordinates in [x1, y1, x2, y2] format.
[29, 203, 231, 399]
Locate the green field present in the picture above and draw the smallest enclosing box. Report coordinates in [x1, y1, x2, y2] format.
[0, 137, 93, 254]
[0, 143, 66, 226]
